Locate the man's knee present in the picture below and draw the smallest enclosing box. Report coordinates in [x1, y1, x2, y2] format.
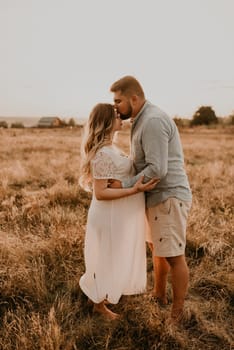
[166, 255, 185, 268]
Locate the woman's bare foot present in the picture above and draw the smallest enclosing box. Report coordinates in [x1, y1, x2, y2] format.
[87, 298, 93, 306]
[88, 298, 110, 306]
[93, 301, 120, 320]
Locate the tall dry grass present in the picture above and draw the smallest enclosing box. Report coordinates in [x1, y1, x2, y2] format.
[0, 126, 233, 350]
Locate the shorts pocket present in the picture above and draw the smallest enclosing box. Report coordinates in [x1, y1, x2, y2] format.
[156, 225, 185, 257]
[158, 199, 172, 215]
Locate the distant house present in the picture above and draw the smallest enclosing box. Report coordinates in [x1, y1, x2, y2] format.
[38, 117, 63, 128]
[0, 120, 8, 128]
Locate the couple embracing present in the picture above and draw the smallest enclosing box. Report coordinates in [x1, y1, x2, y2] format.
[79, 76, 192, 324]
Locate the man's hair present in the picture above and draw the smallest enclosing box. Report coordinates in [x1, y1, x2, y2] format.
[110, 75, 145, 99]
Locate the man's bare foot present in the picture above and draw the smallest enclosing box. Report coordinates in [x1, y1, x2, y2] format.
[145, 291, 168, 306]
[170, 307, 184, 325]
[93, 302, 120, 320]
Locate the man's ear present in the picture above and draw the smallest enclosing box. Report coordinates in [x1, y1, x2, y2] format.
[131, 95, 138, 105]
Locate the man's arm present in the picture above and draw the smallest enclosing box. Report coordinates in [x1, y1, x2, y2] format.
[120, 117, 169, 188]
[141, 117, 169, 179]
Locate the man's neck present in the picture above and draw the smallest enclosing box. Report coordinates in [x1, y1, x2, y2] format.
[132, 99, 146, 119]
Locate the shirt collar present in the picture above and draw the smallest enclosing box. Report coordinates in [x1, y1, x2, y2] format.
[131, 100, 150, 127]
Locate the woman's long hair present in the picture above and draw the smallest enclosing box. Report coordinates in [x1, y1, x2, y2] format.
[79, 103, 116, 191]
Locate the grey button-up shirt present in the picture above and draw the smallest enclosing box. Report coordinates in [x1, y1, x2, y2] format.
[122, 101, 192, 208]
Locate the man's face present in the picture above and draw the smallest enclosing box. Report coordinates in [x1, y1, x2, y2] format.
[113, 90, 133, 120]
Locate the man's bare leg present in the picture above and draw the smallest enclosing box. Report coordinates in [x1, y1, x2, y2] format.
[166, 255, 189, 321]
[153, 256, 170, 305]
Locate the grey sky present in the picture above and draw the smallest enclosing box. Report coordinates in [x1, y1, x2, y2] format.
[1, 0, 234, 119]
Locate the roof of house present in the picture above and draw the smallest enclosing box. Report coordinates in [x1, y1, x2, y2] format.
[38, 117, 62, 126]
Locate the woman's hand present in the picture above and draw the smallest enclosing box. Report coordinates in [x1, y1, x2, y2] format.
[133, 176, 160, 193]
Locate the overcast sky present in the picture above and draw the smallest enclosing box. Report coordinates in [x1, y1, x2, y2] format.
[0, 0, 234, 120]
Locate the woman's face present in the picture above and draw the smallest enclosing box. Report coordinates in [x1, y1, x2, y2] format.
[112, 109, 123, 132]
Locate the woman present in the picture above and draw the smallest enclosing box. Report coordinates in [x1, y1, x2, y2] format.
[79, 103, 158, 320]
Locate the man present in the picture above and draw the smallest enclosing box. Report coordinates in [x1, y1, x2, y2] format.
[109, 75, 192, 322]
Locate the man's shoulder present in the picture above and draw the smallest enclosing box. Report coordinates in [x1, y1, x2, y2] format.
[142, 103, 177, 136]
[145, 102, 171, 120]
[143, 103, 174, 129]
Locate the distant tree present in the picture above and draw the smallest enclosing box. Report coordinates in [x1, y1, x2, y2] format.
[229, 113, 234, 125]
[11, 122, 25, 128]
[191, 106, 218, 126]
[60, 119, 67, 127]
[218, 115, 234, 125]
[173, 117, 183, 127]
[0, 121, 8, 128]
[68, 118, 76, 127]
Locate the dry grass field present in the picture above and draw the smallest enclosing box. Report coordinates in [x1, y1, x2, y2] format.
[0, 126, 233, 350]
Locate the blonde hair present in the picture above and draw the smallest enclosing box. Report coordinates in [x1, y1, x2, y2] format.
[79, 103, 116, 191]
[110, 75, 145, 99]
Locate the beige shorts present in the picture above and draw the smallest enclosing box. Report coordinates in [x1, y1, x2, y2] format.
[146, 198, 192, 257]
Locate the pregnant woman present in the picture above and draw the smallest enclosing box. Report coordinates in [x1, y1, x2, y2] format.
[79, 103, 158, 320]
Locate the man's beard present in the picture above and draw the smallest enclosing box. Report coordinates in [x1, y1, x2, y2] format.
[119, 105, 133, 120]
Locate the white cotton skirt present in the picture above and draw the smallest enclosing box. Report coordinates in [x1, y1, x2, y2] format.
[79, 192, 147, 304]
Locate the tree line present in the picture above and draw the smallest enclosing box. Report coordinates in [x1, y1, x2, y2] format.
[174, 106, 234, 127]
[0, 118, 79, 129]
[0, 108, 234, 129]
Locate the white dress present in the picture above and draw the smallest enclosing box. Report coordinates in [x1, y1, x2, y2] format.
[79, 145, 147, 304]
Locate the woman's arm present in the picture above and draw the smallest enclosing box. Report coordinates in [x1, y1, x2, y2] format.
[94, 176, 159, 200]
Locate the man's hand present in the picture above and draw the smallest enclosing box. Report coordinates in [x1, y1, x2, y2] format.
[108, 179, 122, 188]
[108, 176, 160, 192]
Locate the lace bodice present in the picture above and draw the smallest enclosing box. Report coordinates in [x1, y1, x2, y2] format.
[91, 146, 134, 181]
